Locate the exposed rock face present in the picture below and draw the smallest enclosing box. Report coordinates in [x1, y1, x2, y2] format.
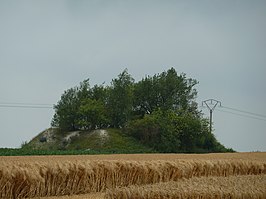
[26, 128, 110, 150]
[64, 131, 80, 142]
[98, 129, 109, 146]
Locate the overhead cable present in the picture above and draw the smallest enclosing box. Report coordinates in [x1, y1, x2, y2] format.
[220, 106, 266, 118]
[0, 105, 53, 109]
[0, 102, 54, 106]
[216, 109, 266, 122]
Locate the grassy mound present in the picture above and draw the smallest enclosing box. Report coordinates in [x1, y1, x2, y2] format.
[21, 128, 153, 153]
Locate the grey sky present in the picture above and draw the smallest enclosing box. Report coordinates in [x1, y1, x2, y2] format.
[0, 0, 265, 151]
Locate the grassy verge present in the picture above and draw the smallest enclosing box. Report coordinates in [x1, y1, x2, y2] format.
[0, 148, 156, 156]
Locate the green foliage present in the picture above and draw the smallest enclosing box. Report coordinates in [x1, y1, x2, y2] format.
[0, 148, 155, 156]
[104, 129, 154, 152]
[126, 114, 160, 148]
[133, 68, 199, 117]
[126, 109, 231, 153]
[126, 110, 179, 152]
[20, 141, 28, 148]
[51, 80, 91, 131]
[107, 69, 134, 127]
[51, 67, 232, 153]
[77, 99, 109, 130]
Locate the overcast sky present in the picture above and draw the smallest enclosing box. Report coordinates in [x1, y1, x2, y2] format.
[0, 0, 265, 152]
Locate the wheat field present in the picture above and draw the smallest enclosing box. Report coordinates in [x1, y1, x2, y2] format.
[0, 152, 265, 199]
[106, 174, 266, 199]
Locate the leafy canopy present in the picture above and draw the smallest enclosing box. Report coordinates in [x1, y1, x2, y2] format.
[51, 68, 233, 153]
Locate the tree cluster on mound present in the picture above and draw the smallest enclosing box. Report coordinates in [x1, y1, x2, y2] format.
[52, 68, 232, 153]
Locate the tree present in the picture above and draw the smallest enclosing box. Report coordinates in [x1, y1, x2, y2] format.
[126, 113, 160, 148]
[77, 98, 108, 130]
[51, 80, 91, 131]
[127, 110, 181, 152]
[51, 87, 80, 131]
[91, 84, 108, 103]
[133, 68, 199, 118]
[107, 69, 134, 127]
[126, 109, 228, 153]
[133, 76, 158, 117]
[172, 113, 203, 152]
[51, 67, 233, 153]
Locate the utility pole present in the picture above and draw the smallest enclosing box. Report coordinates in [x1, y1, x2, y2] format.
[202, 99, 221, 133]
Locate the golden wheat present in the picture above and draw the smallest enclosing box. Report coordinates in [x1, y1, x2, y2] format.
[2, 152, 266, 163]
[0, 153, 265, 198]
[35, 192, 105, 199]
[106, 175, 266, 199]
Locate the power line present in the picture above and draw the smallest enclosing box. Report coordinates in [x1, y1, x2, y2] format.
[216, 109, 266, 122]
[0, 105, 53, 109]
[0, 102, 54, 106]
[199, 102, 266, 122]
[220, 106, 266, 118]
[0, 102, 54, 109]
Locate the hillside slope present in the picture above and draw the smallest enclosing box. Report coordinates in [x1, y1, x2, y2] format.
[22, 128, 153, 153]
